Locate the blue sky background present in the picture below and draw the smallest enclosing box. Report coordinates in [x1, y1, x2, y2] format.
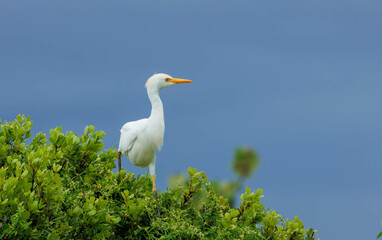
[1, 1, 381, 239]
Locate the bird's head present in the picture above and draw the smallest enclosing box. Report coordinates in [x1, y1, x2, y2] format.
[145, 73, 193, 90]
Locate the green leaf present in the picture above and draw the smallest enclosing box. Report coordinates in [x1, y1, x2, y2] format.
[0, 167, 6, 187]
[4, 177, 18, 191]
[17, 114, 23, 123]
[88, 196, 95, 204]
[84, 126, 89, 135]
[231, 209, 239, 218]
[25, 131, 32, 139]
[88, 210, 96, 216]
[21, 169, 29, 178]
[73, 206, 83, 215]
[110, 216, 121, 224]
[20, 211, 31, 221]
[88, 125, 95, 133]
[187, 167, 197, 176]
[53, 163, 62, 172]
[28, 200, 38, 212]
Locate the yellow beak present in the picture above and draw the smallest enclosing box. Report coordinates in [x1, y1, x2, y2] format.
[168, 78, 193, 84]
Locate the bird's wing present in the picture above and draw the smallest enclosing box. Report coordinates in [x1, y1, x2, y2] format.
[118, 118, 148, 153]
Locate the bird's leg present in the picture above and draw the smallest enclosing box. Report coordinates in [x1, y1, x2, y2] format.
[117, 151, 122, 172]
[151, 175, 161, 218]
[152, 175, 158, 199]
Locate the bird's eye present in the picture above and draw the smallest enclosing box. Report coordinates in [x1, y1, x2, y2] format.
[165, 78, 171, 82]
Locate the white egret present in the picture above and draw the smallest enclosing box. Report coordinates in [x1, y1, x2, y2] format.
[117, 73, 192, 216]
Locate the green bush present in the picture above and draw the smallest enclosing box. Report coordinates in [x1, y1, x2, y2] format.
[0, 115, 319, 239]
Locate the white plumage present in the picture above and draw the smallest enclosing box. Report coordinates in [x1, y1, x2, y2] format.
[119, 118, 160, 174]
[117, 73, 192, 200]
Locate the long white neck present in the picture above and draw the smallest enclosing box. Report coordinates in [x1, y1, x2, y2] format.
[147, 87, 164, 123]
